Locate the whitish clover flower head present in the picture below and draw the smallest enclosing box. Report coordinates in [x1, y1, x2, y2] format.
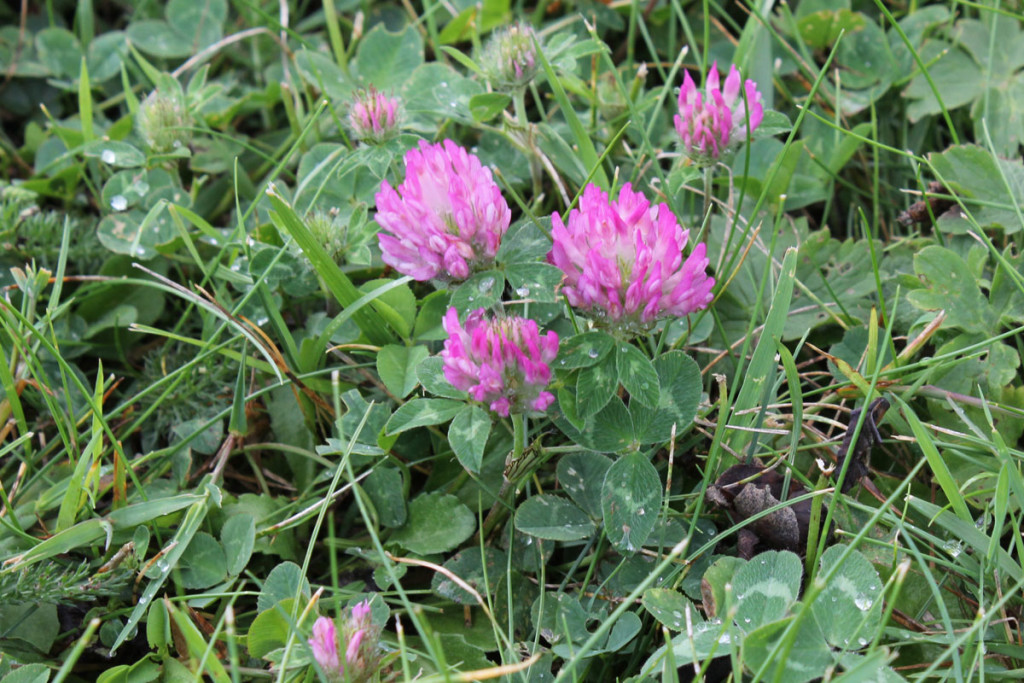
[308, 600, 380, 683]
[483, 23, 540, 90]
[375, 139, 510, 282]
[441, 307, 559, 417]
[349, 86, 401, 144]
[547, 183, 715, 337]
[307, 208, 345, 261]
[674, 62, 764, 167]
[137, 83, 192, 153]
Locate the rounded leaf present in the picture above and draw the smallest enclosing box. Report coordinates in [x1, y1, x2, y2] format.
[515, 494, 595, 541]
[177, 531, 226, 589]
[743, 615, 832, 683]
[449, 405, 492, 473]
[812, 544, 884, 649]
[364, 467, 407, 528]
[377, 344, 429, 398]
[632, 351, 701, 444]
[257, 562, 310, 613]
[555, 331, 615, 370]
[641, 588, 693, 631]
[431, 547, 508, 604]
[616, 343, 660, 408]
[732, 550, 802, 632]
[222, 514, 256, 577]
[390, 492, 475, 554]
[601, 452, 662, 553]
[557, 451, 612, 519]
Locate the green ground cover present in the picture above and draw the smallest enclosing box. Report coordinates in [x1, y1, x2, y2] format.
[2, 1, 1024, 681]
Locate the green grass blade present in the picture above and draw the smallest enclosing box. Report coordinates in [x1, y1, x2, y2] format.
[265, 188, 395, 345]
[728, 247, 798, 454]
[895, 396, 972, 523]
[78, 57, 94, 143]
[534, 32, 609, 191]
[110, 484, 218, 653]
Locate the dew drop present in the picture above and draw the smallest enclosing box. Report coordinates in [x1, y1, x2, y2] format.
[478, 277, 495, 293]
[587, 348, 600, 358]
[110, 195, 127, 211]
[516, 286, 530, 296]
[854, 595, 873, 611]
[101, 149, 116, 164]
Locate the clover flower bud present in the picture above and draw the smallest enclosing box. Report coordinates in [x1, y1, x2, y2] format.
[306, 208, 346, 261]
[674, 62, 764, 167]
[308, 600, 381, 683]
[375, 140, 510, 283]
[137, 81, 192, 153]
[483, 23, 540, 91]
[349, 87, 401, 144]
[547, 183, 714, 337]
[309, 617, 341, 677]
[441, 307, 559, 417]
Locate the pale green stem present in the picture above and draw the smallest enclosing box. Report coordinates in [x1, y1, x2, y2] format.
[702, 164, 714, 225]
[511, 411, 527, 461]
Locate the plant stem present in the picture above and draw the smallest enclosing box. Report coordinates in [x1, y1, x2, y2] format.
[512, 411, 526, 461]
[702, 164, 714, 225]
[479, 413, 528, 540]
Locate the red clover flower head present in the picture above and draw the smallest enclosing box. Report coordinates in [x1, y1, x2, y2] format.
[349, 86, 401, 144]
[441, 307, 559, 417]
[674, 62, 764, 167]
[309, 616, 341, 678]
[547, 183, 714, 337]
[376, 140, 511, 282]
[308, 600, 380, 683]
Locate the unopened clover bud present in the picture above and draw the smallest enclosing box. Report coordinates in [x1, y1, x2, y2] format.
[137, 79, 192, 154]
[348, 87, 401, 144]
[306, 208, 345, 261]
[482, 23, 540, 91]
